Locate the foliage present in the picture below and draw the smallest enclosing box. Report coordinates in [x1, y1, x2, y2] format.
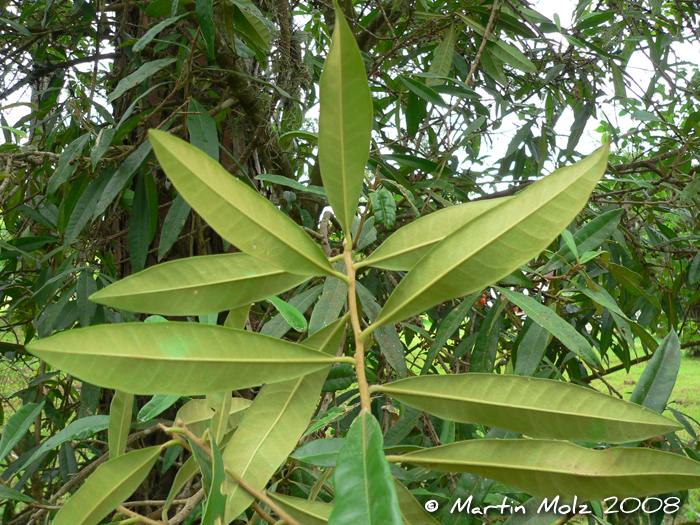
[0, 0, 699, 523]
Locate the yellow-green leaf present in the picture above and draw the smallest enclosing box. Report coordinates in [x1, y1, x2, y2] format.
[108, 391, 133, 460]
[371, 143, 609, 330]
[177, 397, 251, 438]
[222, 317, 347, 522]
[318, 2, 373, 236]
[371, 374, 681, 444]
[268, 493, 333, 525]
[26, 323, 349, 395]
[148, 130, 334, 277]
[387, 439, 700, 501]
[393, 479, 440, 525]
[90, 253, 308, 315]
[53, 446, 162, 525]
[358, 198, 508, 271]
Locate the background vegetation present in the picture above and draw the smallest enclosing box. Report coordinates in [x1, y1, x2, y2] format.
[1, 0, 699, 523]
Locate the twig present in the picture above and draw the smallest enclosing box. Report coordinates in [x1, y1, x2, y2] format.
[116, 505, 165, 525]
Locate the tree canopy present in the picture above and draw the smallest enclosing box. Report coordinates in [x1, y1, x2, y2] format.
[1, 0, 700, 523]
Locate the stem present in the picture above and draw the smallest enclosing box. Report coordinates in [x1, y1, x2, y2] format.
[344, 239, 372, 412]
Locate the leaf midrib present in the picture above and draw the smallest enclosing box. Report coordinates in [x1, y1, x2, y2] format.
[381, 158, 602, 321]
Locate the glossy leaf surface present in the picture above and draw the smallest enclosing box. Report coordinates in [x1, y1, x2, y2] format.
[318, 2, 373, 235]
[53, 446, 161, 525]
[26, 323, 344, 395]
[328, 409, 403, 525]
[148, 130, 334, 276]
[90, 253, 308, 315]
[372, 374, 680, 443]
[389, 439, 700, 501]
[372, 143, 609, 329]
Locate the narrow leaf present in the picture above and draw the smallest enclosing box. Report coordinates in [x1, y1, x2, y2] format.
[328, 410, 403, 525]
[291, 438, 345, 467]
[129, 173, 150, 273]
[388, 439, 700, 501]
[149, 130, 334, 276]
[108, 391, 134, 460]
[158, 193, 191, 261]
[372, 373, 681, 443]
[269, 296, 308, 332]
[0, 401, 45, 462]
[268, 493, 333, 525]
[372, 143, 609, 330]
[309, 261, 347, 335]
[91, 252, 308, 315]
[26, 323, 346, 395]
[318, 2, 373, 235]
[427, 24, 456, 86]
[53, 446, 162, 525]
[630, 330, 680, 413]
[48, 134, 91, 195]
[393, 479, 440, 525]
[187, 99, 219, 161]
[0, 484, 36, 503]
[108, 59, 177, 103]
[137, 394, 180, 422]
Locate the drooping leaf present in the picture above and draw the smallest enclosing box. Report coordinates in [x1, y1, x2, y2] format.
[269, 296, 308, 332]
[421, 296, 477, 375]
[291, 438, 345, 467]
[309, 261, 347, 335]
[513, 321, 551, 376]
[399, 75, 447, 107]
[221, 318, 347, 522]
[328, 409, 403, 525]
[201, 434, 226, 525]
[0, 401, 45, 462]
[0, 484, 36, 503]
[469, 300, 505, 373]
[148, 130, 334, 277]
[393, 479, 440, 525]
[133, 14, 187, 53]
[158, 193, 191, 261]
[129, 173, 150, 273]
[630, 330, 680, 414]
[268, 492, 333, 525]
[371, 373, 681, 443]
[427, 24, 456, 86]
[387, 439, 700, 501]
[371, 143, 609, 331]
[137, 394, 181, 422]
[108, 391, 134, 460]
[318, 2, 373, 236]
[52, 446, 162, 525]
[498, 288, 601, 368]
[76, 270, 97, 327]
[26, 323, 348, 395]
[64, 171, 111, 247]
[230, 2, 271, 54]
[359, 197, 509, 271]
[108, 59, 177, 103]
[90, 252, 308, 315]
[48, 134, 91, 195]
[187, 99, 219, 161]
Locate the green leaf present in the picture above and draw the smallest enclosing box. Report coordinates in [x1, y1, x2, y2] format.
[221, 317, 347, 522]
[278, 130, 318, 150]
[148, 130, 334, 277]
[630, 331, 680, 413]
[164, 455, 198, 514]
[177, 397, 250, 438]
[318, 2, 373, 236]
[53, 446, 162, 525]
[309, 261, 347, 335]
[480, 48, 508, 85]
[561, 229, 578, 260]
[469, 300, 505, 373]
[224, 304, 250, 330]
[427, 24, 456, 86]
[498, 288, 601, 368]
[0, 484, 36, 503]
[356, 283, 407, 378]
[268, 493, 333, 525]
[187, 99, 219, 161]
[610, 61, 627, 98]
[195, 0, 215, 60]
[158, 193, 191, 260]
[387, 439, 700, 501]
[393, 479, 440, 525]
[359, 197, 509, 271]
[372, 373, 681, 443]
[94, 140, 153, 219]
[399, 75, 446, 107]
[129, 173, 150, 273]
[48, 134, 91, 195]
[64, 172, 111, 247]
[108, 391, 134, 460]
[606, 262, 661, 310]
[26, 323, 348, 395]
[137, 394, 180, 422]
[269, 296, 308, 332]
[544, 208, 623, 272]
[90, 252, 308, 315]
[19, 416, 110, 471]
[261, 284, 323, 338]
[513, 321, 550, 376]
[108, 59, 177, 103]
[370, 188, 396, 229]
[133, 15, 187, 53]
[76, 270, 97, 327]
[328, 410, 403, 525]
[490, 40, 537, 73]
[503, 497, 561, 525]
[230, 2, 271, 52]
[0, 401, 45, 462]
[290, 438, 345, 467]
[256, 173, 327, 198]
[201, 435, 226, 525]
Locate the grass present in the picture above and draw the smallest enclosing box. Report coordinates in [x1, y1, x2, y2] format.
[591, 351, 700, 523]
